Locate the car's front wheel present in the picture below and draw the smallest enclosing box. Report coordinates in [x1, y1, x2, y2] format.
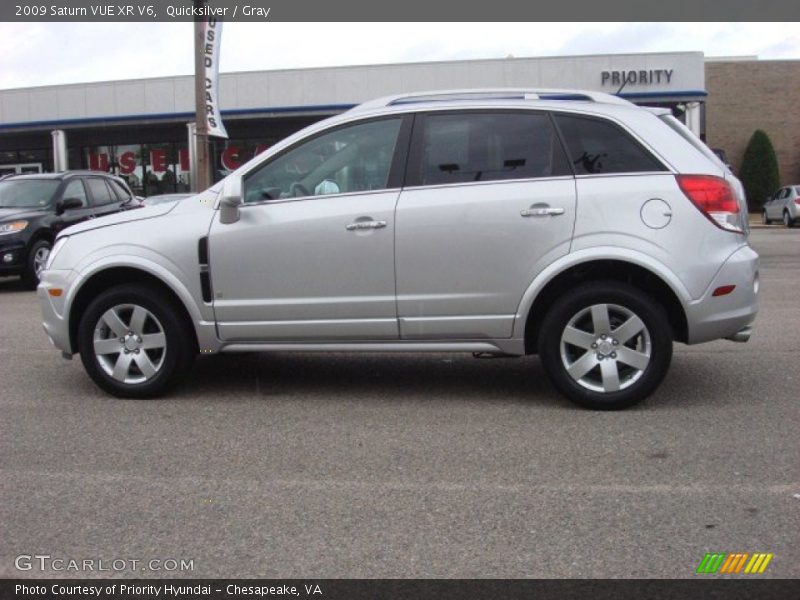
[22, 239, 51, 288]
[762, 210, 771, 225]
[77, 284, 195, 398]
[538, 281, 673, 410]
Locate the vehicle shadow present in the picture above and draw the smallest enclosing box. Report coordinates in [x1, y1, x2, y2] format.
[645, 352, 770, 410]
[175, 352, 571, 408]
[175, 349, 770, 411]
[0, 276, 30, 292]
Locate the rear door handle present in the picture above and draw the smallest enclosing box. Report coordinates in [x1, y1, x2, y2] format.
[520, 206, 564, 217]
[346, 220, 387, 231]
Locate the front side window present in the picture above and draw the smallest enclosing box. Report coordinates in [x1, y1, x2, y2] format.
[418, 112, 570, 186]
[62, 179, 88, 207]
[243, 118, 402, 204]
[86, 178, 114, 206]
[555, 114, 666, 175]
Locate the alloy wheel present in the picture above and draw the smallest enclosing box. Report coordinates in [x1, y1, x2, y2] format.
[33, 246, 50, 276]
[92, 304, 167, 384]
[559, 303, 652, 393]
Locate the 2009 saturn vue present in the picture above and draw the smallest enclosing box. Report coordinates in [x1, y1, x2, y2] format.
[38, 89, 759, 409]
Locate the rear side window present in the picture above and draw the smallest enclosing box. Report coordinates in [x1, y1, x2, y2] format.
[416, 112, 570, 186]
[86, 178, 114, 206]
[554, 114, 666, 175]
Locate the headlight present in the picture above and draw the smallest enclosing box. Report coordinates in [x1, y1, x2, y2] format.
[0, 220, 28, 235]
[46, 236, 69, 270]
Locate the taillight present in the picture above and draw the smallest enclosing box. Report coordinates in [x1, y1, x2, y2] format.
[794, 198, 800, 205]
[676, 174, 744, 233]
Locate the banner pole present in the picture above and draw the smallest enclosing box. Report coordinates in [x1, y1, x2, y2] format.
[192, 0, 211, 192]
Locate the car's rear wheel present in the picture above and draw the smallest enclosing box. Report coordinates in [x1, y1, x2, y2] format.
[538, 281, 673, 410]
[784, 211, 795, 228]
[77, 284, 195, 398]
[22, 239, 51, 289]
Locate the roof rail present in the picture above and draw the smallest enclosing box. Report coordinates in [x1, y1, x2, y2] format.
[350, 88, 634, 113]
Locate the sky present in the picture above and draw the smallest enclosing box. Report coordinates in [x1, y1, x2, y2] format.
[0, 22, 798, 90]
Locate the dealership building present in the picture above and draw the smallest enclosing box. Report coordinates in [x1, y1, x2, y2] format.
[0, 51, 797, 197]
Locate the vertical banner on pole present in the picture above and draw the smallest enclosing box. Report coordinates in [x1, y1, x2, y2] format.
[187, 122, 198, 189]
[203, 18, 228, 139]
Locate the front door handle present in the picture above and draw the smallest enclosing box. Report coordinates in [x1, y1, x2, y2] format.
[346, 220, 387, 231]
[520, 206, 565, 217]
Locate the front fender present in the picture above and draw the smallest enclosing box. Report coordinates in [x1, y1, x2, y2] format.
[65, 251, 220, 354]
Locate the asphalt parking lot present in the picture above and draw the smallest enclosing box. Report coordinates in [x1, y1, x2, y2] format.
[0, 227, 798, 579]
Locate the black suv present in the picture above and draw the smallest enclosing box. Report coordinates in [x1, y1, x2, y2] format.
[0, 171, 140, 287]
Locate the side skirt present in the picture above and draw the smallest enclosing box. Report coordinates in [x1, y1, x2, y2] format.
[218, 338, 526, 355]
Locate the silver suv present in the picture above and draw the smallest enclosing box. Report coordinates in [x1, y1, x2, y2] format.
[38, 89, 759, 409]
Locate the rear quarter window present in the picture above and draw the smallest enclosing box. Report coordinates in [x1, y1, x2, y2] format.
[554, 114, 666, 175]
[108, 179, 133, 201]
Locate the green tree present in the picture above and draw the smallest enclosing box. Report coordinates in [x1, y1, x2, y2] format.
[739, 130, 780, 212]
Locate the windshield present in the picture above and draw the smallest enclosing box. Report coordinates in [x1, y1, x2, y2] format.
[0, 179, 60, 209]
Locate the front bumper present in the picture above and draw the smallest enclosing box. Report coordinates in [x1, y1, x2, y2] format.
[0, 238, 27, 273]
[37, 269, 77, 355]
[686, 245, 759, 344]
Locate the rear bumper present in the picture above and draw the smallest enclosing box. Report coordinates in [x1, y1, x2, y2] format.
[686, 245, 759, 344]
[725, 325, 752, 343]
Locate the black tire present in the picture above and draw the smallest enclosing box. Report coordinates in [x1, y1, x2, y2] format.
[537, 281, 673, 410]
[22, 239, 51, 289]
[784, 211, 795, 228]
[762, 211, 771, 225]
[77, 283, 196, 398]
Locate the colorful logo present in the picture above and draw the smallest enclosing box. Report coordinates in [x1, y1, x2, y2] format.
[696, 552, 773, 574]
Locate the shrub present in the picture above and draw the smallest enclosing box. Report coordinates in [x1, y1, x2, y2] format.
[739, 130, 780, 212]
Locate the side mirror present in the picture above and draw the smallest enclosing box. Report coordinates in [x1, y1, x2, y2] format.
[219, 194, 242, 224]
[56, 197, 83, 215]
[218, 175, 243, 224]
